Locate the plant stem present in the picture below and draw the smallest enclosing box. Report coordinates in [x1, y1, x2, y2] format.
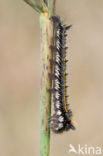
[23, 0, 55, 155]
[40, 11, 53, 156]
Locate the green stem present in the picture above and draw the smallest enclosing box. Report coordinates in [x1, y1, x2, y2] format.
[40, 12, 53, 156]
[23, 0, 55, 155]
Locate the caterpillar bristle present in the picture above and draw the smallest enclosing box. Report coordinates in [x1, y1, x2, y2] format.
[65, 47, 68, 50]
[64, 34, 68, 37]
[65, 25, 72, 30]
[51, 16, 61, 24]
[65, 73, 69, 76]
[65, 86, 69, 89]
[66, 95, 69, 98]
[65, 60, 69, 63]
[66, 104, 70, 107]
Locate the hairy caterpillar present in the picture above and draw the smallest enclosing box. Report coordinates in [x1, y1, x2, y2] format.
[49, 16, 75, 133]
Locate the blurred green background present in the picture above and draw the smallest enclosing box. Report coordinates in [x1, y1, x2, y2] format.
[0, 0, 103, 156]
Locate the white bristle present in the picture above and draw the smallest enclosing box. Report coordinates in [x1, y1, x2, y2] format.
[57, 110, 62, 115]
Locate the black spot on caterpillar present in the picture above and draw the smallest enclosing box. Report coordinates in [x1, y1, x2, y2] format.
[49, 16, 75, 133]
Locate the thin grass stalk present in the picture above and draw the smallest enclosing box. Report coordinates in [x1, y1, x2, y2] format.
[23, 0, 55, 155]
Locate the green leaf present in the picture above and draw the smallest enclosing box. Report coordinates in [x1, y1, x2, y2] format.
[24, 0, 48, 13]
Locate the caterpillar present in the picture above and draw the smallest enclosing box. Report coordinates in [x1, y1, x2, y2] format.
[49, 16, 75, 133]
